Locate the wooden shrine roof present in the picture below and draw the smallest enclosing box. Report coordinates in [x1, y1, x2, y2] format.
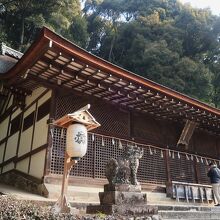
[0, 43, 23, 74]
[1, 27, 220, 135]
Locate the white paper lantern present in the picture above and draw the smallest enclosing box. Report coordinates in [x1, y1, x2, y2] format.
[66, 123, 88, 159]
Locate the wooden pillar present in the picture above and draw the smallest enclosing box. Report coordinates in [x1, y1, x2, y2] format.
[164, 149, 172, 197]
[193, 158, 200, 184]
[44, 123, 54, 176]
[44, 89, 56, 176]
[164, 149, 171, 183]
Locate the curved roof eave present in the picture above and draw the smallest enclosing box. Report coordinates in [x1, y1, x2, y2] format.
[1, 26, 220, 117]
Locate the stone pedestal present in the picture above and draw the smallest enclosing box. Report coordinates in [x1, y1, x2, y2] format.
[87, 184, 158, 216]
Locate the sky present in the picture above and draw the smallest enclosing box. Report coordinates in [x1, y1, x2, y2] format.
[179, 0, 220, 15]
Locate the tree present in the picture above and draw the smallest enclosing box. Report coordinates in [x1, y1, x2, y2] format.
[83, 0, 218, 105]
[173, 57, 213, 102]
[0, 0, 87, 50]
[0, 0, 60, 50]
[44, 0, 88, 48]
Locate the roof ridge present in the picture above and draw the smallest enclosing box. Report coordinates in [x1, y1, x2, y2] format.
[0, 43, 23, 59]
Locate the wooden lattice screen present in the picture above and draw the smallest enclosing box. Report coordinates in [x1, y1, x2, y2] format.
[51, 92, 215, 186]
[50, 127, 167, 184]
[55, 94, 88, 120]
[55, 94, 130, 137]
[50, 127, 214, 185]
[137, 147, 167, 184]
[197, 161, 211, 185]
[169, 153, 196, 183]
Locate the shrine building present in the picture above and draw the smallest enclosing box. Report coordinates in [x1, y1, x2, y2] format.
[0, 27, 220, 201]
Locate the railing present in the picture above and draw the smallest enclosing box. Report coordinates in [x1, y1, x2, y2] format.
[49, 127, 220, 185]
[166, 181, 214, 203]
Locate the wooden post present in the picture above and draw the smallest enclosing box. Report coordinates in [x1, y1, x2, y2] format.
[193, 159, 200, 184]
[164, 149, 171, 183]
[53, 152, 76, 213]
[164, 149, 172, 197]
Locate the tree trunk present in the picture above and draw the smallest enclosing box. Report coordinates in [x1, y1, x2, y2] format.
[108, 22, 117, 62]
[19, 15, 25, 50]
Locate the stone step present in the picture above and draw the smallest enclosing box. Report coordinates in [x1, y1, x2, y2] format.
[44, 183, 215, 207]
[159, 210, 220, 219]
[44, 183, 102, 203]
[147, 192, 214, 206]
[158, 205, 220, 220]
[158, 205, 215, 211]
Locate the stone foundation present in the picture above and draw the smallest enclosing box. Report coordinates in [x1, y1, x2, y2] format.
[87, 204, 157, 216]
[99, 191, 147, 205]
[0, 169, 48, 197]
[87, 184, 158, 216]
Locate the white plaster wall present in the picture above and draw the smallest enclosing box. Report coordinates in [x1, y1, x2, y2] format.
[11, 108, 22, 119]
[0, 143, 5, 163]
[29, 149, 46, 179]
[26, 87, 47, 106]
[18, 105, 35, 157]
[38, 90, 51, 106]
[32, 91, 51, 150]
[2, 162, 14, 173]
[18, 127, 33, 157]
[23, 105, 35, 118]
[4, 133, 18, 161]
[1, 87, 51, 178]
[0, 118, 9, 141]
[16, 158, 29, 174]
[32, 115, 48, 150]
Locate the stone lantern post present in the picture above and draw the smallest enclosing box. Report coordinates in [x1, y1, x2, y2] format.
[52, 104, 100, 213]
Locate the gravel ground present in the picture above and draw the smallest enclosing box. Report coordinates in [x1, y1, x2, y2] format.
[0, 195, 161, 220]
[0, 195, 129, 220]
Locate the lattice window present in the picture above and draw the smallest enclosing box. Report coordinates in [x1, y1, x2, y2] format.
[49, 128, 216, 186]
[94, 137, 123, 178]
[170, 153, 196, 183]
[55, 95, 88, 119]
[49, 129, 167, 184]
[90, 103, 129, 137]
[137, 147, 167, 184]
[197, 162, 210, 185]
[55, 93, 129, 137]
[50, 127, 65, 175]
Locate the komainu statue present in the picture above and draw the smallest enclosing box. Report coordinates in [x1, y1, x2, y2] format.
[105, 144, 144, 185]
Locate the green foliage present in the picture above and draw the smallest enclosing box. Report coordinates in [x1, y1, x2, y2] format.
[84, 0, 220, 107]
[69, 15, 89, 47]
[96, 211, 107, 219]
[0, 0, 59, 50]
[0, 0, 87, 51]
[173, 57, 213, 102]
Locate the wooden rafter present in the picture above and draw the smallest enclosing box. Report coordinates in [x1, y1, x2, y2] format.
[1, 27, 220, 134]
